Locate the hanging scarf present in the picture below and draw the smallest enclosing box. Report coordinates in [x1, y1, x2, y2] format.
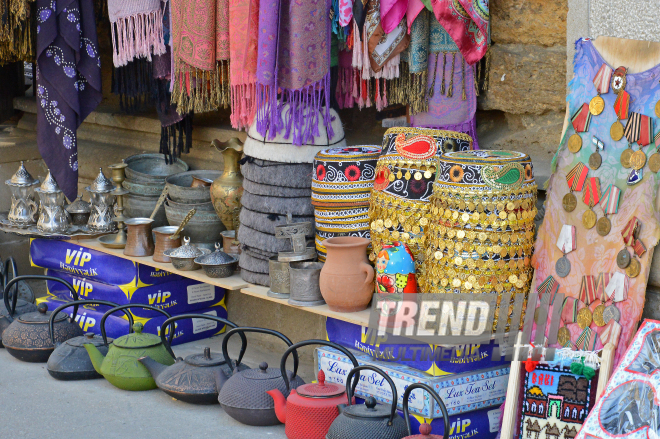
[431, 0, 489, 65]
[338, 0, 353, 27]
[170, 0, 230, 114]
[365, 0, 408, 75]
[255, 0, 333, 146]
[380, 0, 407, 34]
[336, 49, 355, 109]
[406, 0, 426, 32]
[108, 0, 166, 67]
[0, 0, 35, 64]
[36, 0, 102, 201]
[229, 0, 259, 130]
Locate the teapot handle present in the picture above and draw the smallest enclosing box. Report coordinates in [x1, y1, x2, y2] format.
[4, 275, 80, 322]
[345, 365, 399, 426]
[221, 326, 299, 379]
[279, 340, 360, 394]
[160, 313, 247, 360]
[99, 304, 172, 347]
[2, 256, 18, 303]
[49, 300, 134, 346]
[403, 382, 449, 439]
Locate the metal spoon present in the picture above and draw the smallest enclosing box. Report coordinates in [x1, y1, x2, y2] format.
[169, 208, 196, 240]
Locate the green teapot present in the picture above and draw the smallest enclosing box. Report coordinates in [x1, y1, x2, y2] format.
[84, 304, 175, 391]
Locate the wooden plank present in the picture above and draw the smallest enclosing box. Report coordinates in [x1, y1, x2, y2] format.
[71, 237, 250, 291]
[596, 343, 616, 403]
[240, 285, 371, 327]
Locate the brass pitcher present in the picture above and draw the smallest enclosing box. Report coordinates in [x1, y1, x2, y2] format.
[210, 138, 244, 231]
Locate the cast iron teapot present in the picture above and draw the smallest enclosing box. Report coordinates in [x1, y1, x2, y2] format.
[267, 340, 360, 439]
[138, 313, 248, 404]
[47, 300, 134, 380]
[326, 365, 408, 439]
[3, 275, 83, 362]
[85, 304, 175, 391]
[401, 383, 450, 439]
[217, 327, 306, 426]
[0, 257, 37, 347]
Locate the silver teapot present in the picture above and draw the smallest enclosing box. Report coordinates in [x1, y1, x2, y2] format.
[35, 171, 70, 233]
[86, 168, 116, 232]
[6, 161, 39, 227]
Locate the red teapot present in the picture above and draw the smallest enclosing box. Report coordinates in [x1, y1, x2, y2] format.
[402, 383, 450, 439]
[267, 340, 360, 439]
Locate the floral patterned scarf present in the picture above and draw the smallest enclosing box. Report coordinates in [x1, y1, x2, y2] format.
[431, 0, 489, 65]
[36, 0, 102, 200]
[229, 0, 259, 130]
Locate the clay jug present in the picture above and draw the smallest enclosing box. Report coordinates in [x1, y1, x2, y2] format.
[210, 138, 244, 231]
[320, 237, 374, 312]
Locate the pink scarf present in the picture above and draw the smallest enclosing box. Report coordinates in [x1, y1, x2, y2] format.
[431, 0, 489, 64]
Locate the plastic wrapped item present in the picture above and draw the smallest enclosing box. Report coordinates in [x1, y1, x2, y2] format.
[599, 381, 658, 436]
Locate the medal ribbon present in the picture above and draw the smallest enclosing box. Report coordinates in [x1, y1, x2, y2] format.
[594, 273, 606, 302]
[556, 225, 576, 254]
[655, 131, 660, 149]
[571, 103, 592, 133]
[592, 136, 604, 150]
[621, 217, 639, 246]
[537, 275, 560, 303]
[566, 162, 589, 191]
[577, 327, 597, 351]
[633, 239, 647, 257]
[639, 115, 653, 146]
[605, 272, 628, 302]
[599, 184, 620, 215]
[600, 320, 621, 346]
[580, 275, 597, 305]
[593, 64, 612, 94]
[624, 112, 643, 144]
[613, 90, 630, 120]
[582, 177, 601, 207]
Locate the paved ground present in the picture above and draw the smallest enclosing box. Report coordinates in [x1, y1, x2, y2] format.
[0, 332, 315, 439]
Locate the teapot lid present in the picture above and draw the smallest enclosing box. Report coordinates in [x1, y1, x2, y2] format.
[66, 332, 107, 348]
[342, 397, 391, 419]
[296, 370, 344, 398]
[86, 168, 116, 193]
[37, 171, 62, 194]
[113, 322, 162, 348]
[66, 195, 91, 214]
[165, 237, 207, 259]
[241, 362, 282, 380]
[18, 303, 67, 324]
[184, 347, 226, 367]
[195, 243, 237, 265]
[6, 161, 39, 187]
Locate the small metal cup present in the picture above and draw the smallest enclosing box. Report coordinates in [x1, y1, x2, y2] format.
[288, 261, 325, 307]
[268, 256, 290, 299]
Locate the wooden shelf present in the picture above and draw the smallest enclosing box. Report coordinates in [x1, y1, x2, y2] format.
[72, 238, 371, 327]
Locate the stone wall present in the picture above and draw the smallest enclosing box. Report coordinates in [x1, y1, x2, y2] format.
[478, 0, 569, 186]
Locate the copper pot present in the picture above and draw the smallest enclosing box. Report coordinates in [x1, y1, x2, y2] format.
[153, 226, 181, 263]
[124, 218, 155, 257]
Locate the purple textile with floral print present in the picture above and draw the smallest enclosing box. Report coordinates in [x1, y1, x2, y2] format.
[36, 0, 102, 201]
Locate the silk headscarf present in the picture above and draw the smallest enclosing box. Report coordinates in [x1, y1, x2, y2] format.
[431, 0, 489, 64]
[36, 0, 102, 200]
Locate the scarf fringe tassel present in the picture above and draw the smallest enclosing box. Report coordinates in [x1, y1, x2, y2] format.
[172, 60, 230, 114]
[111, 10, 166, 67]
[160, 114, 194, 164]
[230, 82, 256, 131]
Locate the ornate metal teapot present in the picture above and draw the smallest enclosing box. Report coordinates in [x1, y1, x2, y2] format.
[138, 313, 248, 404]
[47, 300, 134, 380]
[2, 275, 83, 362]
[86, 168, 116, 232]
[84, 304, 174, 391]
[267, 340, 360, 439]
[5, 161, 39, 226]
[35, 171, 70, 233]
[217, 327, 306, 426]
[401, 383, 450, 439]
[326, 365, 408, 439]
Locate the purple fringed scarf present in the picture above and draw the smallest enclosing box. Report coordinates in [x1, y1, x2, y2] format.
[255, 0, 333, 146]
[36, 0, 102, 201]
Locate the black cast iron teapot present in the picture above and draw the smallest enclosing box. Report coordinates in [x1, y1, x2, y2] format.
[0, 257, 36, 347]
[138, 313, 248, 404]
[3, 275, 83, 362]
[47, 300, 134, 380]
[217, 327, 306, 426]
[326, 365, 408, 439]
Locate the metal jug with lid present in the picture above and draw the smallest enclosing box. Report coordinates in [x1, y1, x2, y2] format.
[6, 161, 39, 226]
[86, 168, 116, 232]
[35, 171, 70, 233]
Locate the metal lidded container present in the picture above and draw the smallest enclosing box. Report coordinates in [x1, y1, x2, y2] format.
[288, 262, 325, 306]
[86, 168, 116, 232]
[164, 237, 211, 271]
[35, 170, 69, 233]
[6, 161, 40, 226]
[194, 243, 238, 278]
[66, 195, 91, 225]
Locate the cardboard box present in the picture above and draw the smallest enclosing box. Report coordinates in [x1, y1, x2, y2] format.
[316, 346, 509, 418]
[30, 238, 181, 287]
[37, 295, 227, 346]
[326, 317, 510, 376]
[45, 269, 225, 318]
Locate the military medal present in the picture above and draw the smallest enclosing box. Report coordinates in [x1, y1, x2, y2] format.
[603, 304, 621, 324]
[590, 64, 612, 116]
[582, 177, 600, 230]
[626, 257, 641, 278]
[617, 248, 631, 269]
[555, 224, 576, 278]
[593, 304, 606, 327]
[557, 327, 571, 346]
[589, 136, 604, 170]
[564, 162, 588, 212]
[623, 112, 654, 186]
[569, 103, 592, 153]
[611, 67, 629, 141]
[597, 184, 620, 237]
[649, 132, 660, 173]
[577, 307, 593, 329]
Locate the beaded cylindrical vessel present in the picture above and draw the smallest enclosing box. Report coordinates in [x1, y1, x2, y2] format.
[312, 146, 380, 261]
[369, 127, 473, 267]
[421, 150, 538, 330]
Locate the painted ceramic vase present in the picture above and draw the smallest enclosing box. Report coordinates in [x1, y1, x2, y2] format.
[375, 242, 417, 294]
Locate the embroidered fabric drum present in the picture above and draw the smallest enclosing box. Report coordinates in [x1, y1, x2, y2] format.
[420, 150, 538, 330]
[311, 146, 381, 208]
[314, 206, 371, 261]
[369, 127, 473, 265]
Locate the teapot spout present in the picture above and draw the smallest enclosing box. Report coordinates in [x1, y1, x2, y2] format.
[266, 389, 287, 424]
[138, 356, 167, 380]
[83, 343, 105, 374]
[214, 367, 229, 394]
